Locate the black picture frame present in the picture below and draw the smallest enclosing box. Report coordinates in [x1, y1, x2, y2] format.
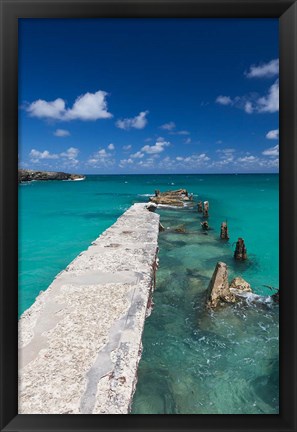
[1, 1, 296, 431]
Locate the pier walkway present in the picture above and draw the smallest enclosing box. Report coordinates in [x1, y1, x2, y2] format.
[18, 203, 159, 414]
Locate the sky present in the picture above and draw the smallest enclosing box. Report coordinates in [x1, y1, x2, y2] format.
[19, 18, 279, 174]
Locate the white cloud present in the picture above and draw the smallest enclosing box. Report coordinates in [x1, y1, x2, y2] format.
[160, 121, 176, 131]
[60, 147, 80, 166]
[123, 145, 132, 150]
[27, 99, 66, 120]
[257, 80, 279, 113]
[116, 111, 149, 130]
[87, 148, 115, 168]
[60, 147, 79, 159]
[141, 138, 170, 154]
[30, 147, 80, 166]
[216, 96, 233, 106]
[217, 148, 235, 155]
[65, 91, 112, 120]
[244, 101, 253, 114]
[107, 143, 115, 150]
[246, 59, 279, 78]
[184, 138, 191, 144]
[137, 157, 156, 168]
[216, 81, 279, 115]
[98, 149, 108, 157]
[266, 129, 279, 139]
[237, 155, 259, 163]
[130, 151, 144, 159]
[174, 130, 190, 136]
[174, 153, 210, 167]
[119, 158, 133, 168]
[262, 144, 279, 157]
[54, 129, 70, 137]
[26, 90, 112, 121]
[214, 148, 235, 166]
[29, 149, 59, 163]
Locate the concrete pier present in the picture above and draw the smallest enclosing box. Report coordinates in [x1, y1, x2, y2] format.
[18, 204, 160, 414]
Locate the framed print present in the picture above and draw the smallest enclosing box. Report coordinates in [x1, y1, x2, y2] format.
[0, 0, 296, 431]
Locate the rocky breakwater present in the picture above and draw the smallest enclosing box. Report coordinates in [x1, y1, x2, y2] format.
[149, 189, 192, 207]
[18, 169, 85, 183]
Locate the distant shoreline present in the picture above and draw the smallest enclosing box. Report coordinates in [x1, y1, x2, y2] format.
[18, 169, 85, 183]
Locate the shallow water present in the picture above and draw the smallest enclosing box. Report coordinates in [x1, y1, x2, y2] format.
[131, 206, 279, 414]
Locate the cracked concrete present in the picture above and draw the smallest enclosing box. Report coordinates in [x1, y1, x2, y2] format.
[18, 203, 159, 414]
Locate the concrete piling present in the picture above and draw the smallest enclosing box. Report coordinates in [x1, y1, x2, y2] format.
[234, 237, 247, 260]
[201, 221, 209, 231]
[203, 201, 209, 218]
[220, 222, 229, 240]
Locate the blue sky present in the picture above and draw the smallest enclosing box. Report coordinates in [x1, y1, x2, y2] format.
[19, 18, 279, 174]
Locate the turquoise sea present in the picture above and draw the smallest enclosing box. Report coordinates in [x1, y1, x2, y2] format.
[19, 174, 279, 414]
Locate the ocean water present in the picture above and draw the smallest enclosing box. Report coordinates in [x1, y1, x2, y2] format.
[18, 174, 279, 414]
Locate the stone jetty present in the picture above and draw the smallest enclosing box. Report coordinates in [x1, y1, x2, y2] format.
[149, 189, 190, 207]
[18, 169, 85, 183]
[18, 204, 160, 414]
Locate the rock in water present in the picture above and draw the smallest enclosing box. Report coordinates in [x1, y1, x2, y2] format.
[206, 262, 233, 308]
[229, 276, 251, 292]
[206, 263, 253, 308]
[146, 203, 158, 212]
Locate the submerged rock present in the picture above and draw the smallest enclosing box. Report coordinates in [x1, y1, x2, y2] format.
[174, 224, 187, 234]
[149, 189, 190, 207]
[18, 169, 85, 183]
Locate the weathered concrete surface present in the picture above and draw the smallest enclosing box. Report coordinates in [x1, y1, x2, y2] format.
[18, 204, 160, 414]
